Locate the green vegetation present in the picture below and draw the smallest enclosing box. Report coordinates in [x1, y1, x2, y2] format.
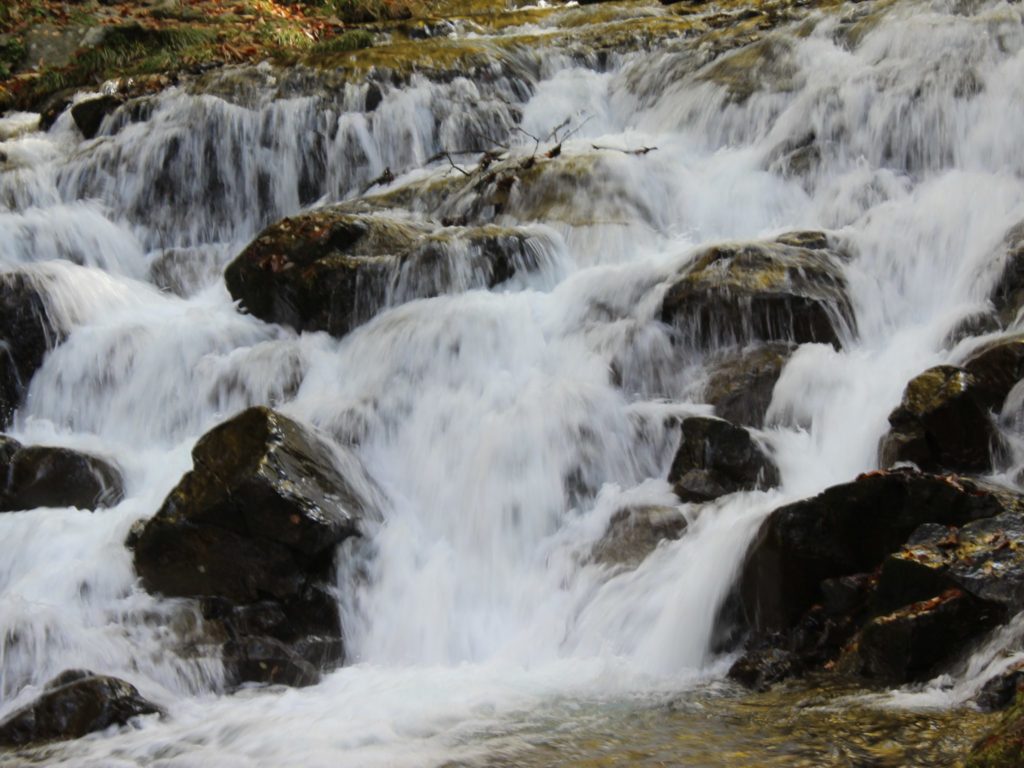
[0, 0, 402, 111]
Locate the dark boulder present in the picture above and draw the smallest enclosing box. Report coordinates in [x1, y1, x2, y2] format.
[668, 417, 779, 502]
[660, 239, 855, 349]
[589, 505, 687, 568]
[878, 365, 1005, 473]
[702, 342, 793, 428]
[837, 589, 1004, 683]
[0, 439, 124, 511]
[71, 94, 123, 140]
[0, 670, 159, 747]
[129, 406, 377, 686]
[976, 662, 1024, 712]
[130, 406, 372, 601]
[727, 648, 804, 691]
[222, 636, 320, 688]
[964, 334, 1024, 410]
[739, 470, 1016, 634]
[988, 220, 1024, 328]
[225, 209, 548, 339]
[874, 507, 1024, 616]
[0, 271, 62, 428]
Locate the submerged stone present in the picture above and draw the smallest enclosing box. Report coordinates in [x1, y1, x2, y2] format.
[590, 505, 687, 568]
[702, 342, 793, 428]
[668, 417, 778, 503]
[660, 240, 854, 350]
[0, 670, 159, 747]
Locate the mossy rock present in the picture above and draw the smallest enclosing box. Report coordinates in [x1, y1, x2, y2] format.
[590, 505, 687, 568]
[702, 342, 793, 428]
[661, 238, 855, 350]
[700, 36, 798, 102]
[879, 365, 1005, 474]
[225, 208, 550, 339]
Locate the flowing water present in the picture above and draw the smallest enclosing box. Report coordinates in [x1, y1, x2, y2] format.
[2, 0, 1024, 764]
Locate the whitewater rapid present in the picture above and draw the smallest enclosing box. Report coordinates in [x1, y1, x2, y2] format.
[2, 0, 1024, 763]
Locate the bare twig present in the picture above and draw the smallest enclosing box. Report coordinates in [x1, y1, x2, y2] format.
[591, 144, 659, 155]
[362, 167, 395, 194]
[436, 151, 471, 177]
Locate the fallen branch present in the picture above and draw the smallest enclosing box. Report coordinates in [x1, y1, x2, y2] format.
[591, 144, 659, 155]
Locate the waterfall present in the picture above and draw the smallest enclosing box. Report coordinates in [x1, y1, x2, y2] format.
[1, 0, 1023, 763]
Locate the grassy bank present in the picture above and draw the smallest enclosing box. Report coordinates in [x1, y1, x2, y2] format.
[0, 0, 431, 111]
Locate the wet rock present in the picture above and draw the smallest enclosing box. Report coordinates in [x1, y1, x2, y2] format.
[590, 505, 687, 568]
[149, 247, 224, 297]
[660, 240, 854, 349]
[701, 37, 798, 103]
[727, 648, 804, 691]
[364, 82, 383, 112]
[129, 406, 376, 686]
[739, 470, 1015, 634]
[874, 506, 1024, 616]
[222, 636, 320, 688]
[0, 671, 159, 747]
[668, 417, 779, 503]
[71, 94, 123, 140]
[879, 365, 1005, 473]
[773, 230, 831, 251]
[0, 272, 62, 428]
[976, 662, 1024, 712]
[37, 88, 79, 131]
[820, 573, 874, 617]
[964, 334, 1024, 411]
[0, 440, 124, 512]
[988, 221, 1024, 328]
[130, 406, 372, 601]
[768, 134, 821, 178]
[702, 343, 793, 428]
[839, 589, 1004, 683]
[225, 209, 547, 339]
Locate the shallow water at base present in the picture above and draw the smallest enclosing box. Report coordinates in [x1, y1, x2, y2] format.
[452, 681, 989, 768]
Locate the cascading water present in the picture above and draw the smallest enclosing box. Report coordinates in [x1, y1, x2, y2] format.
[2, 0, 1024, 763]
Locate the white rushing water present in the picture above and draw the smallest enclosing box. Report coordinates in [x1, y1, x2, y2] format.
[2, 0, 1024, 763]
